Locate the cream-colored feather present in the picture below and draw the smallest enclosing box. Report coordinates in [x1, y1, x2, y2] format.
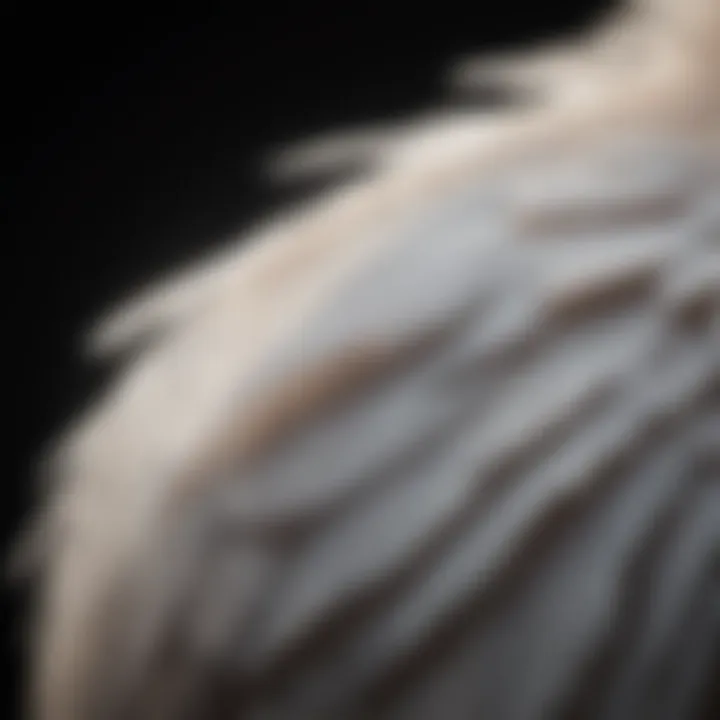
[23, 2, 720, 720]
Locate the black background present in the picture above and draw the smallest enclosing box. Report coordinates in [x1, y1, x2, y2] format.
[5, 2, 613, 716]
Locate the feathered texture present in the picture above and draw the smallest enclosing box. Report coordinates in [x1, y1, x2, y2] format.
[19, 1, 720, 719]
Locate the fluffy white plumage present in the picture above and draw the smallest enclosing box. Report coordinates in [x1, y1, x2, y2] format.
[20, 2, 719, 719]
